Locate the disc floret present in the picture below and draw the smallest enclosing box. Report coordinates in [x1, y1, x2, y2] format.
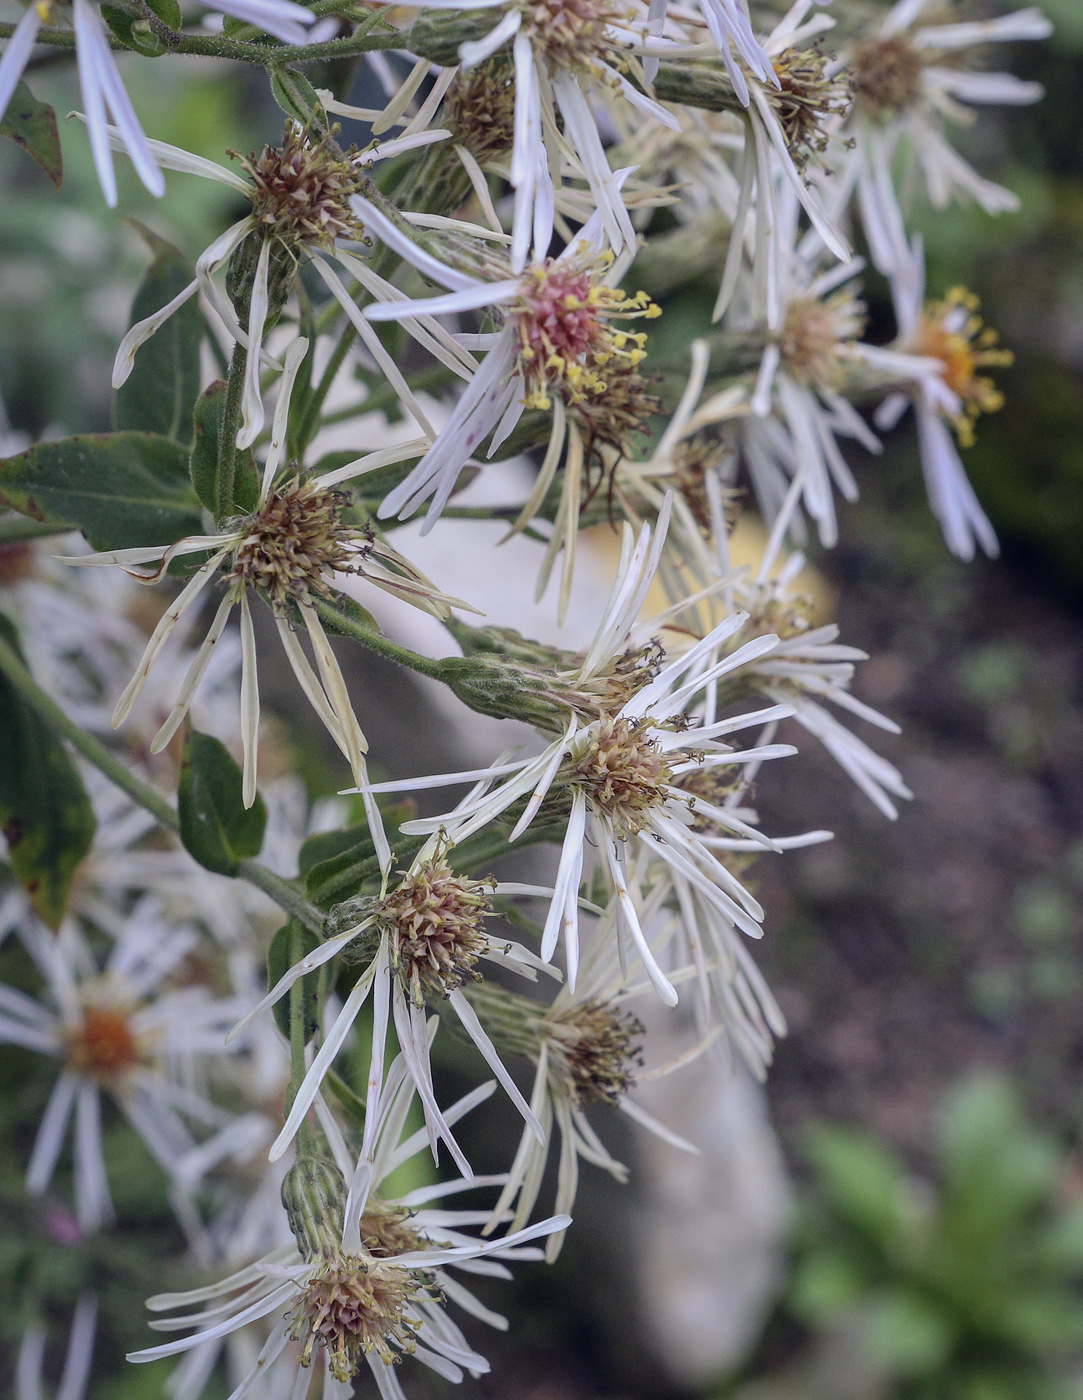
[852, 34, 924, 118]
[512, 258, 660, 412]
[288, 1250, 427, 1381]
[225, 478, 372, 611]
[778, 289, 866, 389]
[547, 999, 643, 1106]
[767, 45, 852, 165]
[914, 287, 1013, 446]
[571, 715, 675, 838]
[64, 1001, 143, 1081]
[521, 0, 628, 75]
[236, 126, 365, 252]
[378, 860, 495, 1005]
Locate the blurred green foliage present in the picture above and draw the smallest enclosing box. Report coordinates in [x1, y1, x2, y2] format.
[735, 1078, 1083, 1400]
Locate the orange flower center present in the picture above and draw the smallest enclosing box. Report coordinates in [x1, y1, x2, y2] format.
[66, 1006, 140, 1078]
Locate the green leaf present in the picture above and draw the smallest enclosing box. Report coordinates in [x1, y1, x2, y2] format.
[267, 918, 320, 1042]
[270, 68, 328, 129]
[299, 823, 377, 879]
[115, 227, 204, 446]
[0, 81, 62, 189]
[0, 433, 201, 551]
[100, 3, 170, 55]
[0, 614, 95, 928]
[189, 382, 258, 516]
[177, 729, 267, 876]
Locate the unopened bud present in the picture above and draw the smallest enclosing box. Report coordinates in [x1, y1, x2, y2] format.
[282, 1155, 348, 1260]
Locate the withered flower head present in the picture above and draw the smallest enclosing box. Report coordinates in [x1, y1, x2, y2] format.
[288, 1250, 428, 1381]
[571, 715, 675, 837]
[225, 478, 373, 611]
[547, 998, 644, 1106]
[236, 125, 365, 251]
[378, 860, 495, 1005]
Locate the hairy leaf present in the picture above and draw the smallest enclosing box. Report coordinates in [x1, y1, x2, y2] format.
[0, 433, 201, 551]
[178, 729, 266, 876]
[0, 614, 95, 928]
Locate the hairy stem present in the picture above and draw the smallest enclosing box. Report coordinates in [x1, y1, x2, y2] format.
[216, 342, 248, 523]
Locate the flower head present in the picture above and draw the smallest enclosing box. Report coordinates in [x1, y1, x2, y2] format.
[910, 285, 1012, 447]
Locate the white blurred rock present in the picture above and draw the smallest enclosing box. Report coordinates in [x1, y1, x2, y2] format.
[632, 1041, 791, 1387]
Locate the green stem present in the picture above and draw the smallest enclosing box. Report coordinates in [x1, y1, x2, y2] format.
[297, 315, 358, 453]
[0, 631, 324, 934]
[315, 598, 444, 680]
[217, 342, 247, 523]
[0, 17, 406, 63]
[285, 922, 308, 1122]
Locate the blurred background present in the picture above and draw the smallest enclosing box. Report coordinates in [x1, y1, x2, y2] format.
[1, 2, 1082, 1396]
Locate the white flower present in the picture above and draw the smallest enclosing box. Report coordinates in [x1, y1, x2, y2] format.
[359, 503, 796, 1003]
[97, 119, 455, 449]
[466, 910, 701, 1258]
[0, 0, 321, 206]
[347, 191, 661, 613]
[839, 0, 1051, 275]
[128, 1169, 569, 1399]
[61, 342, 463, 835]
[0, 911, 243, 1231]
[228, 852, 555, 1176]
[876, 233, 1007, 559]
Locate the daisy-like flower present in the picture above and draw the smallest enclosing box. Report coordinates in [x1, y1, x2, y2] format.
[0, 911, 243, 1231]
[129, 1147, 569, 1399]
[0, 0, 322, 207]
[405, 0, 682, 269]
[228, 848, 557, 1179]
[349, 192, 661, 613]
[839, 0, 1051, 275]
[16, 1296, 97, 1400]
[464, 913, 706, 1258]
[100, 117, 457, 451]
[876, 233, 1010, 559]
[358, 502, 796, 1003]
[707, 0, 852, 323]
[618, 380, 914, 816]
[63, 343, 464, 830]
[161, 1048, 525, 1400]
[731, 192, 940, 547]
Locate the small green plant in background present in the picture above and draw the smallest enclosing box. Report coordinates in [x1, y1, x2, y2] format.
[735, 1077, 1083, 1400]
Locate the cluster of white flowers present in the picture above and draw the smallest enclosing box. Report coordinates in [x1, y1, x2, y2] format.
[0, 0, 1048, 1391]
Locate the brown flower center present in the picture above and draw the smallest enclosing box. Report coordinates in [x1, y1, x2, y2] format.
[522, 0, 626, 72]
[379, 862, 494, 1005]
[778, 291, 865, 388]
[288, 1252, 425, 1381]
[237, 127, 364, 250]
[227, 479, 370, 610]
[445, 61, 517, 162]
[573, 715, 674, 836]
[852, 35, 924, 117]
[767, 46, 852, 165]
[548, 999, 643, 1105]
